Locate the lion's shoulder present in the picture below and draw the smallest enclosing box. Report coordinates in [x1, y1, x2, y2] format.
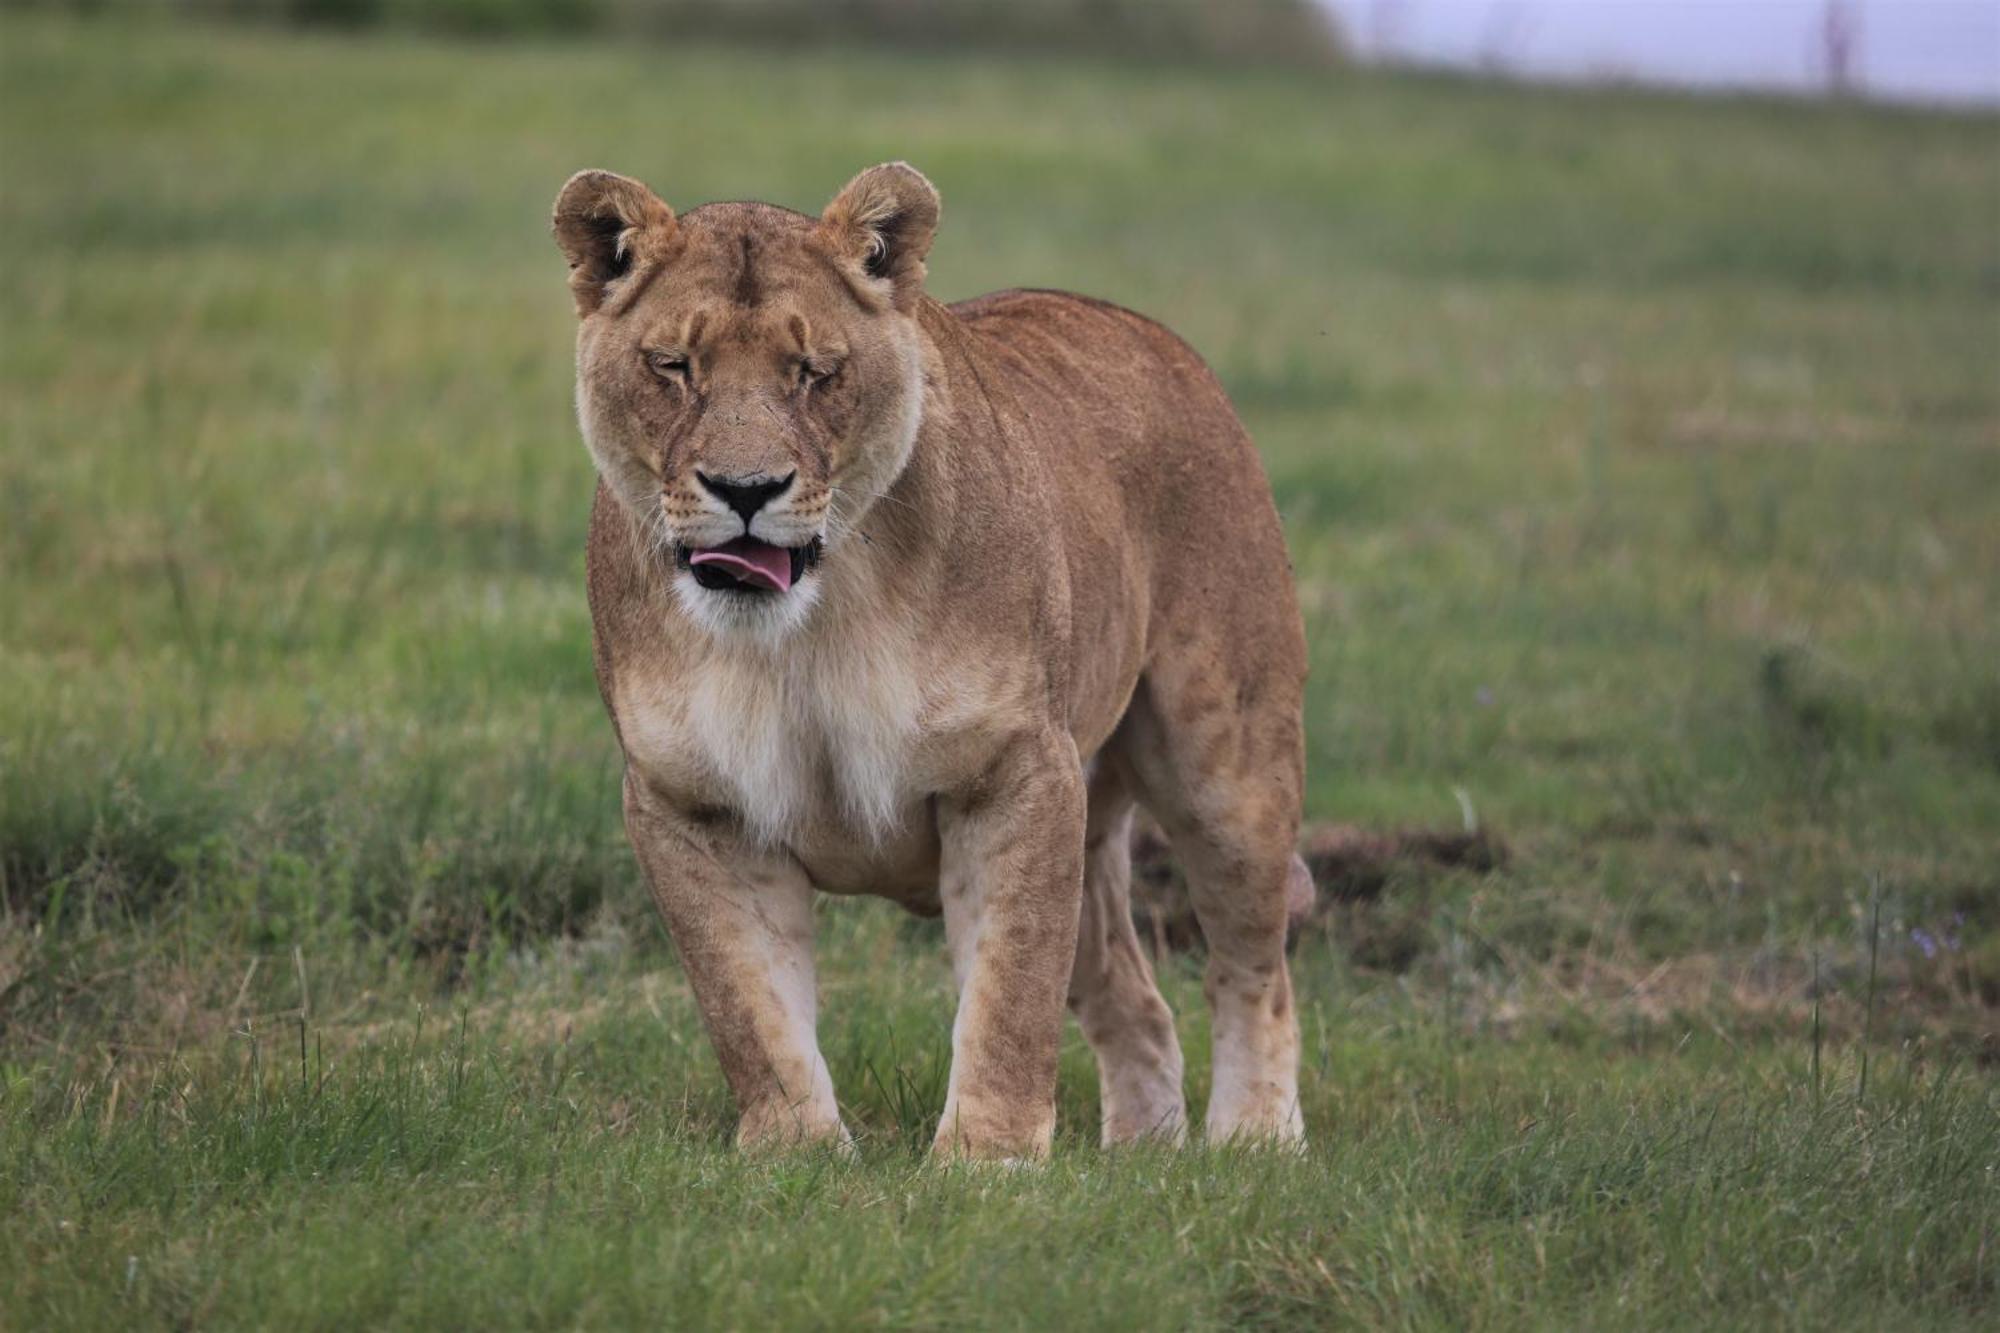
[942, 287, 1221, 413]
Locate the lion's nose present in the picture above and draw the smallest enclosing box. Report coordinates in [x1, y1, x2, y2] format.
[696, 471, 795, 524]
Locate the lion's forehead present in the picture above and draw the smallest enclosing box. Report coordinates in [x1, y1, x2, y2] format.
[650, 208, 842, 315]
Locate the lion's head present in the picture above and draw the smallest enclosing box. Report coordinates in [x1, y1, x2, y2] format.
[555, 163, 940, 637]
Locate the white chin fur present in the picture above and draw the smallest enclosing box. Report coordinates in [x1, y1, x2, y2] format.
[673, 570, 823, 642]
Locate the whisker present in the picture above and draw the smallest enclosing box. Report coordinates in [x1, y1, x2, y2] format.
[829, 483, 918, 516]
[639, 504, 678, 565]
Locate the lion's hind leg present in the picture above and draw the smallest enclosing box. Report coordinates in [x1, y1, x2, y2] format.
[1116, 664, 1306, 1147]
[1067, 757, 1188, 1145]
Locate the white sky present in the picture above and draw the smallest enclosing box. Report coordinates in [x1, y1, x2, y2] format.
[1317, 0, 2000, 105]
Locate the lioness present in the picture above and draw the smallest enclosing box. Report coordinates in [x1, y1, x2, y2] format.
[555, 163, 1308, 1159]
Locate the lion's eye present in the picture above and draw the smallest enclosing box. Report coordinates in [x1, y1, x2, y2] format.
[646, 351, 690, 381]
[798, 359, 840, 389]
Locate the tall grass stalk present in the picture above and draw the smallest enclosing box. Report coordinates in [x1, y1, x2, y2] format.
[1859, 879, 1882, 1105]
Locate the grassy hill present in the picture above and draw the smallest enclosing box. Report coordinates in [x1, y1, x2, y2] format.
[2, 12, 1995, 1328]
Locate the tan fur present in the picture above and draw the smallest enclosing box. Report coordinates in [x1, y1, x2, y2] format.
[557, 163, 1308, 1158]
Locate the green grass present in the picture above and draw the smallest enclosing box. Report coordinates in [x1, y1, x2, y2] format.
[2, 11, 1997, 1328]
[5, 947, 1994, 1328]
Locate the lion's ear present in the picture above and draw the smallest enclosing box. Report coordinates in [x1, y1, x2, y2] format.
[552, 170, 677, 317]
[818, 162, 940, 311]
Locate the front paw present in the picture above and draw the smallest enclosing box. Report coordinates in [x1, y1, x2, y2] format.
[736, 1101, 853, 1154]
[930, 1095, 1055, 1162]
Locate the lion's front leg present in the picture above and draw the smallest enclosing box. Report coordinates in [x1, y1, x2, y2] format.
[934, 732, 1087, 1161]
[622, 777, 845, 1151]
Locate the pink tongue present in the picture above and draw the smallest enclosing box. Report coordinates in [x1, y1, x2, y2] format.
[688, 537, 794, 593]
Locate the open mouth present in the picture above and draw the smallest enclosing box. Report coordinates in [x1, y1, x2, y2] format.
[677, 536, 822, 594]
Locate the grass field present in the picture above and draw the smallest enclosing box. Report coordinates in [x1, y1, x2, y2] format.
[3, 11, 1998, 1328]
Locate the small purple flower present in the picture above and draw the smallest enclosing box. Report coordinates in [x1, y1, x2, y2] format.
[1910, 927, 1939, 960]
[1475, 686, 1495, 708]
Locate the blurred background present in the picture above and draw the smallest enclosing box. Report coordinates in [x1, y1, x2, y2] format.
[1, 2, 1997, 1321]
[5, 0, 1997, 1077]
[12, 0, 1997, 99]
[7, 0, 1992, 1040]
[1330, 0, 2000, 105]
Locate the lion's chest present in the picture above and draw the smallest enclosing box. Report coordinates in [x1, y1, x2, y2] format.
[613, 644, 933, 869]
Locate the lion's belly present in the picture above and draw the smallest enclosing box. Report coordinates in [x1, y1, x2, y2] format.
[788, 813, 943, 908]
